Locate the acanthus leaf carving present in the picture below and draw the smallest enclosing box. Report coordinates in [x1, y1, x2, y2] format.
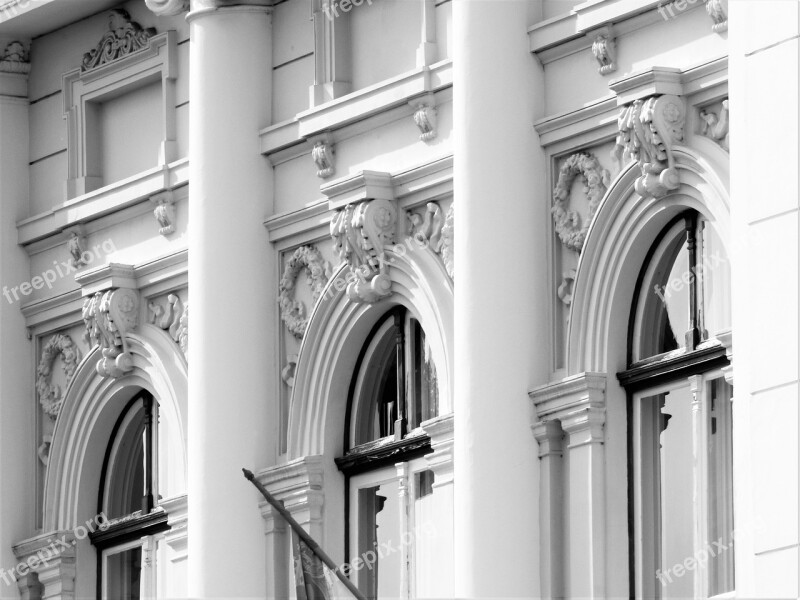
[330, 199, 397, 304]
[82, 9, 156, 73]
[0, 41, 30, 74]
[552, 152, 609, 253]
[82, 288, 139, 378]
[149, 293, 188, 356]
[591, 32, 616, 76]
[615, 94, 685, 199]
[36, 333, 82, 420]
[699, 99, 729, 152]
[278, 245, 332, 339]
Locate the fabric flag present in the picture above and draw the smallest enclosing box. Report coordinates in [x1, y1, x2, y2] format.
[293, 530, 332, 600]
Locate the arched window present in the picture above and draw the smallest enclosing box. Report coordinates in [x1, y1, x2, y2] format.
[619, 211, 734, 599]
[90, 390, 169, 600]
[336, 306, 444, 599]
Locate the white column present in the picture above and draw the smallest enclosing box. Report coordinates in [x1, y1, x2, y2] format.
[187, 3, 276, 597]
[453, 0, 547, 597]
[0, 55, 34, 600]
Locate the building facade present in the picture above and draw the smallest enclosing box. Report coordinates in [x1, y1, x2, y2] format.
[0, 0, 796, 598]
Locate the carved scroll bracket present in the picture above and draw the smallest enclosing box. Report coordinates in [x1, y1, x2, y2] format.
[409, 94, 437, 142]
[151, 190, 176, 236]
[83, 288, 140, 378]
[590, 27, 616, 76]
[312, 137, 335, 179]
[615, 94, 685, 198]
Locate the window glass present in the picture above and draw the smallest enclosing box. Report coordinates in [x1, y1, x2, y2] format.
[356, 480, 403, 599]
[104, 545, 142, 600]
[411, 320, 439, 430]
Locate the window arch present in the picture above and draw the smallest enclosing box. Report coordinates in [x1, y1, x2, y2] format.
[336, 306, 446, 600]
[619, 210, 734, 600]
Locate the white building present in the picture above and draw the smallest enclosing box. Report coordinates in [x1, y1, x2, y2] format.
[0, 0, 796, 598]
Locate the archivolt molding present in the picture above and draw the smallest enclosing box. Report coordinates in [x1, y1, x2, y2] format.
[287, 247, 453, 459]
[566, 145, 730, 375]
[278, 245, 332, 339]
[82, 10, 156, 73]
[37, 334, 82, 420]
[43, 325, 188, 533]
[552, 153, 610, 253]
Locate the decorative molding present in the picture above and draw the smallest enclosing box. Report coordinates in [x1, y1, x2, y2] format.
[330, 198, 397, 304]
[552, 152, 609, 253]
[558, 269, 576, 306]
[13, 531, 77, 600]
[282, 354, 298, 388]
[278, 245, 331, 339]
[66, 230, 86, 269]
[36, 334, 82, 420]
[439, 203, 454, 280]
[614, 95, 685, 198]
[82, 288, 140, 378]
[148, 293, 187, 354]
[530, 372, 606, 424]
[257, 456, 325, 538]
[176, 303, 188, 357]
[410, 94, 437, 142]
[408, 201, 453, 280]
[151, 190, 176, 236]
[591, 29, 616, 76]
[699, 98, 729, 152]
[421, 413, 454, 486]
[312, 140, 335, 179]
[0, 41, 30, 74]
[706, 0, 728, 33]
[145, 0, 189, 16]
[82, 10, 156, 72]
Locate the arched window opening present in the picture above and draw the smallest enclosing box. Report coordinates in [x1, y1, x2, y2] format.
[90, 390, 169, 600]
[336, 306, 447, 600]
[619, 211, 734, 600]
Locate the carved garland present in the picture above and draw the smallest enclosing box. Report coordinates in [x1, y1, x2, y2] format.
[82, 9, 156, 72]
[37, 334, 82, 419]
[551, 152, 609, 253]
[279, 246, 332, 338]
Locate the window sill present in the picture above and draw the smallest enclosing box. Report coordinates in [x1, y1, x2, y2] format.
[618, 340, 729, 390]
[336, 430, 431, 476]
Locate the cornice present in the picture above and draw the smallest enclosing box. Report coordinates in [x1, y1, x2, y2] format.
[608, 66, 682, 105]
[529, 371, 607, 423]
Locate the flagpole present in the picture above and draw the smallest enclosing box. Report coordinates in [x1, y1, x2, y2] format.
[242, 468, 369, 600]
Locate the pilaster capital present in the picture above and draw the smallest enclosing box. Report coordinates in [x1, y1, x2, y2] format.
[531, 420, 563, 458]
[561, 406, 605, 447]
[530, 372, 606, 447]
[13, 530, 77, 600]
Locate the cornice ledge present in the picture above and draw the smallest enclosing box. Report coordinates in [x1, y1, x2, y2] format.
[321, 170, 395, 212]
[534, 95, 616, 136]
[608, 66, 683, 106]
[529, 371, 607, 423]
[75, 262, 137, 296]
[256, 455, 325, 492]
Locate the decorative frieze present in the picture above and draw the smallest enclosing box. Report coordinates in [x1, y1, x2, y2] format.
[615, 95, 685, 198]
[0, 41, 30, 74]
[706, 0, 728, 33]
[330, 198, 398, 304]
[699, 99, 729, 152]
[552, 152, 609, 253]
[82, 10, 156, 73]
[82, 288, 140, 378]
[145, 0, 189, 16]
[36, 334, 82, 420]
[278, 245, 331, 339]
[151, 191, 176, 236]
[148, 293, 187, 355]
[312, 140, 335, 179]
[591, 31, 616, 76]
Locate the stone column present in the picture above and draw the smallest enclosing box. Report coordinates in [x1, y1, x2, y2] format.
[452, 0, 548, 597]
[0, 44, 34, 599]
[185, 2, 276, 597]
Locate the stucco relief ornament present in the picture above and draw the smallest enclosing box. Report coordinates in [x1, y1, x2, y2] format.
[699, 99, 729, 151]
[591, 33, 616, 75]
[331, 199, 397, 304]
[145, 0, 189, 16]
[148, 293, 187, 355]
[81, 9, 156, 72]
[151, 191, 176, 236]
[439, 203, 454, 280]
[36, 333, 82, 419]
[82, 288, 140, 378]
[0, 41, 30, 74]
[68, 232, 86, 268]
[278, 245, 332, 339]
[706, 0, 728, 33]
[413, 104, 437, 142]
[551, 152, 609, 253]
[408, 201, 453, 279]
[312, 141, 335, 179]
[615, 95, 685, 199]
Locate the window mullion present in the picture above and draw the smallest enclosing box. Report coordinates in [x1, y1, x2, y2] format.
[394, 309, 407, 440]
[685, 214, 702, 351]
[142, 394, 155, 514]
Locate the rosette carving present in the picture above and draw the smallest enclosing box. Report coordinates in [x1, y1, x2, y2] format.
[278, 246, 332, 338]
[552, 153, 609, 253]
[37, 334, 82, 419]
